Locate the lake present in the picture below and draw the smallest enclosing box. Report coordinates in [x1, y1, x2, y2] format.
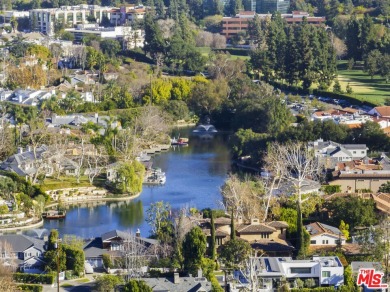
[42, 129, 231, 239]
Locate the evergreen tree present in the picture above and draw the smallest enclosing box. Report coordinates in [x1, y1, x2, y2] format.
[297, 19, 315, 89]
[143, 12, 166, 65]
[346, 15, 361, 60]
[210, 211, 216, 260]
[155, 0, 166, 19]
[225, 0, 242, 16]
[168, 0, 179, 20]
[230, 209, 236, 240]
[284, 26, 300, 85]
[182, 227, 207, 275]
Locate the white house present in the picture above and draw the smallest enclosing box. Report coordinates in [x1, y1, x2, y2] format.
[305, 222, 346, 246]
[309, 139, 368, 162]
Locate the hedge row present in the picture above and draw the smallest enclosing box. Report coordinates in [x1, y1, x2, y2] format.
[290, 288, 335, 292]
[14, 273, 54, 284]
[17, 284, 43, 292]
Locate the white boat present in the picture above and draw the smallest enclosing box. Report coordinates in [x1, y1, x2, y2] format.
[136, 152, 151, 162]
[192, 124, 218, 133]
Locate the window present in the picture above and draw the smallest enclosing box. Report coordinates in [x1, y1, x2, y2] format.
[291, 268, 311, 274]
[322, 240, 329, 244]
[261, 233, 269, 239]
[310, 240, 316, 244]
[361, 151, 365, 154]
[353, 151, 356, 154]
[322, 271, 331, 278]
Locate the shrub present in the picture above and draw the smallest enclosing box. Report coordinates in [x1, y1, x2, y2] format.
[17, 284, 43, 292]
[14, 273, 54, 284]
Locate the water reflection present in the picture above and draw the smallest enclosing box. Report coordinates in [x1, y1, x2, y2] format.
[42, 130, 231, 238]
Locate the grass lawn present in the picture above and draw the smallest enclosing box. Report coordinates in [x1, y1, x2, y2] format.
[337, 61, 390, 105]
[61, 283, 74, 287]
[196, 47, 250, 61]
[40, 176, 92, 191]
[75, 278, 90, 283]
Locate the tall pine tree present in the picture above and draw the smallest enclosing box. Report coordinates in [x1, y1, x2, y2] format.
[210, 211, 216, 260]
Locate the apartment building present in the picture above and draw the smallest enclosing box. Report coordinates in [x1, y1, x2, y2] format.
[29, 5, 113, 35]
[109, 5, 146, 26]
[222, 11, 326, 38]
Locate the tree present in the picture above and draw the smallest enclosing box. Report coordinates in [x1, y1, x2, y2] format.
[182, 226, 207, 275]
[146, 201, 172, 239]
[324, 196, 378, 230]
[339, 220, 350, 240]
[123, 280, 153, 292]
[379, 181, 390, 193]
[355, 226, 386, 261]
[100, 39, 121, 58]
[219, 239, 251, 269]
[62, 244, 85, 276]
[266, 142, 319, 257]
[365, 49, 382, 79]
[333, 79, 343, 94]
[10, 17, 18, 33]
[0, 177, 17, 206]
[210, 211, 216, 260]
[94, 275, 124, 292]
[144, 13, 166, 67]
[113, 161, 145, 195]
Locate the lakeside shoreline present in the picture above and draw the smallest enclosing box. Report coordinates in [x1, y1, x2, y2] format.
[45, 191, 142, 209]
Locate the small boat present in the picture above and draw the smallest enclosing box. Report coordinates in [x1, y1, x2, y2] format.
[171, 137, 189, 146]
[144, 168, 166, 185]
[192, 124, 218, 133]
[42, 210, 66, 219]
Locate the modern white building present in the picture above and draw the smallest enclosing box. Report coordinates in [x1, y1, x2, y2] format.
[29, 5, 113, 35]
[65, 24, 144, 48]
[235, 256, 344, 290]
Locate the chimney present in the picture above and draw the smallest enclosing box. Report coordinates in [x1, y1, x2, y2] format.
[27, 145, 32, 152]
[18, 95, 22, 103]
[237, 216, 243, 224]
[18, 147, 23, 154]
[136, 228, 140, 237]
[197, 269, 202, 278]
[95, 112, 98, 124]
[173, 273, 180, 284]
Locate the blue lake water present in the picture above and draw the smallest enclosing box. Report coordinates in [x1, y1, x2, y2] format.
[42, 130, 231, 239]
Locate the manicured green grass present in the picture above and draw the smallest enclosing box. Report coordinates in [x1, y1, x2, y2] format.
[75, 278, 90, 283]
[336, 61, 390, 105]
[40, 176, 92, 191]
[61, 283, 74, 287]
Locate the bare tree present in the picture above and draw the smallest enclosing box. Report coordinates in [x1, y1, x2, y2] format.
[27, 117, 50, 159]
[266, 142, 320, 255]
[86, 146, 108, 184]
[0, 115, 14, 161]
[123, 232, 157, 279]
[211, 34, 227, 49]
[221, 174, 268, 221]
[208, 53, 246, 81]
[0, 240, 18, 292]
[196, 31, 213, 47]
[117, 106, 170, 160]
